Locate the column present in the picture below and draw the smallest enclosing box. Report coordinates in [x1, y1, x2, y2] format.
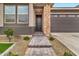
[43, 4, 51, 36]
[0, 3, 3, 27]
[29, 3, 35, 27]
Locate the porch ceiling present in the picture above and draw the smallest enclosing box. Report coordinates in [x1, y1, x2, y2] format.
[33, 3, 45, 8]
[33, 3, 52, 15]
[34, 4, 43, 15]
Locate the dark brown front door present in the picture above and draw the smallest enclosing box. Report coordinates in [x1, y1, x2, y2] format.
[35, 15, 42, 32]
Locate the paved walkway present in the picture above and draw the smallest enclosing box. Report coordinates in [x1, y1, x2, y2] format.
[25, 32, 56, 56]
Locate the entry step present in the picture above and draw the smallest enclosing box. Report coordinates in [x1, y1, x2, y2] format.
[28, 36, 52, 47]
[25, 47, 56, 56]
[33, 32, 44, 36]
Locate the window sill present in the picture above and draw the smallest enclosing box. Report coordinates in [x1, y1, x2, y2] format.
[4, 22, 16, 24]
[17, 22, 28, 24]
[4, 22, 28, 25]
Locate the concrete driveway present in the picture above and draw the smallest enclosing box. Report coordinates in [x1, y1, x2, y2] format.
[51, 33, 79, 56]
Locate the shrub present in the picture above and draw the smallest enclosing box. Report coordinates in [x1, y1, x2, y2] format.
[23, 36, 30, 41]
[49, 36, 55, 41]
[64, 52, 73, 56]
[9, 52, 19, 56]
[4, 28, 14, 42]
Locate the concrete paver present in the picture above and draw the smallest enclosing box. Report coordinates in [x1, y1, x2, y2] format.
[25, 33, 56, 56]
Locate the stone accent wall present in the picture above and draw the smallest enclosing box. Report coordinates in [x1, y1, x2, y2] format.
[43, 4, 51, 36]
[0, 3, 3, 27]
[50, 39, 76, 56]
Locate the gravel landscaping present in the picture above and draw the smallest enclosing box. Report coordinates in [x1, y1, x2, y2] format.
[0, 35, 31, 56]
[49, 37, 75, 56]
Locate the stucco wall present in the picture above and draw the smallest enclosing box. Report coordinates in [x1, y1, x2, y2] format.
[0, 3, 3, 27]
[29, 3, 35, 27]
[0, 3, 35, 35]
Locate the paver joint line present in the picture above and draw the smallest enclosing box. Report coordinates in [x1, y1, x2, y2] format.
[28, 46, 52, 48]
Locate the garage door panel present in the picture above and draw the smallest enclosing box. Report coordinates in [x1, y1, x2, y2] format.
[51, 14, 79, 32]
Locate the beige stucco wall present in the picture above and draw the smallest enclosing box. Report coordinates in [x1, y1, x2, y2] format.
[29, 3, 35, 27]
[43, 4, 51, 36]
[0, 3, 3, 27]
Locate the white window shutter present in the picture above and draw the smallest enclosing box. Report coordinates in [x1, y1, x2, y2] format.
[0, 3, 3, 27]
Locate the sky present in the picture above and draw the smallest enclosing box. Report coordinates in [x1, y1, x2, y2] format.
[53, 3, 79, 7]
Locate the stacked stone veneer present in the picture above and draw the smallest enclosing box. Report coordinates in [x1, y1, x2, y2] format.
[43, 4, 51, 36]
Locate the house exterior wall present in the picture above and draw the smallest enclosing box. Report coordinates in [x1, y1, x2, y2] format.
[29, 3, 35, 27]
[0, 24, 35, 35]
[1, 3, 79, 35]
[0, 3, 3, 27]
[0, 3, 35, 35]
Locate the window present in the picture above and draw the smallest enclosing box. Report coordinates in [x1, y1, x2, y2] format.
[17, 5, 28, 24]
[59, 15, 66, 17]
[77, 15, 79, 17]
[67, 15, 75, 17]
[5, 5, 16, 23]
[53, 15, 58, 17]
[4, 4, 29, 24]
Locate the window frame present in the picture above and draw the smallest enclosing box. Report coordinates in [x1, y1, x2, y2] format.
[17, 5, 29, 24]
[4, 5, 16, 24]
[4, 4, 29, 24]
[59, 14, 66, 17]
[67, 14, 76, 17]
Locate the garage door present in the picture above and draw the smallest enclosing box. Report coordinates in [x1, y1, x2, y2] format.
[51, 14, 79, 32]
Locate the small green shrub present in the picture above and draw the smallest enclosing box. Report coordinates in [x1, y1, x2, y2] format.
[4, 28, 14, 42]
[9, 52, 19, 56]
[64, 52, 73, 56]
[23, 36, 30, 41]
[49, 36, 55, 41]
[4, 28, 14, 37]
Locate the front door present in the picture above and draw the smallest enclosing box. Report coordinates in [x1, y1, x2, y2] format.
[35, 15, 42, 32]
